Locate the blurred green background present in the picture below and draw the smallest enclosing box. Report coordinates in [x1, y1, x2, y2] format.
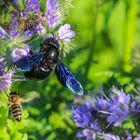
[1, 0, 140, 139]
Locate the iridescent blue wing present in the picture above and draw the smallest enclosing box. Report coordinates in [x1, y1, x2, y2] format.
[55, 61, 83, 95]
[15, 53, 43, 71]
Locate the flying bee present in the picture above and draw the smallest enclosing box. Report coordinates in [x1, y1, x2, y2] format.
[7, 91, 39, 122]
[7, 91, 23, 122]
[15, 37, 83, 95]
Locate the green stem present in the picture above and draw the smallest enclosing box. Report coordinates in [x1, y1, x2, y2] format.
[123, 0, 137, 72]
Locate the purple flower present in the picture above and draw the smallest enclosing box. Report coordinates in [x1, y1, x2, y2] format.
[100, 134, 120, 140]
[36, 23, 45, 35]
[0, 58, 6, 71]
[58, 24, 75, 42]
[95, 98, 109, 111]
[106, 89, 130, 126]
[131, 101, 140, 113]
[11, 45, 31, 62]
[95, 88, 130, 127]
[126, 133, 132, 140]
[77, 129, 96, 140]
[90, 120, 101, 132]
[12, 0, 18, 6]
[26, 0, 40, 12]
[134, 135, 140, 140]
[71, 102, 96, 128]
[11, 18, 18, 29]
[24, 29, 35, 38]
[0, 27, 8, 39]
[46, 0, 61, 28]
[0, 59, 13, 92]
[9, 30, 20, 38]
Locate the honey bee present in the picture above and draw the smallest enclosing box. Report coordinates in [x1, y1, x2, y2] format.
[7, 91, 39, 122]
[8, 91, 23, 122]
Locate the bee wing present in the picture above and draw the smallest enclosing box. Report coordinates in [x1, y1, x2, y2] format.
[55, 61, 83, 95]
[15, 53, 43, 71]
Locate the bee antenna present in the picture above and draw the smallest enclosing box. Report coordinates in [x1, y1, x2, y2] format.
[51, 32, 55, 38]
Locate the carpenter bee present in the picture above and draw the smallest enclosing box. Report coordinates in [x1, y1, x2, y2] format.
[15, 37, 83, 95]
[7, 91, 23, 122]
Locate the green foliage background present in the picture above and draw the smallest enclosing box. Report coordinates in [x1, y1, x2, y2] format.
[1, 0, 140, 139]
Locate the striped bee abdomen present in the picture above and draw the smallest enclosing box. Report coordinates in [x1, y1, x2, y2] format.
[11, 104, 22, 122]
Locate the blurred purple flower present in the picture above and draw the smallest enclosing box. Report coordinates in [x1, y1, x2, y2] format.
[131, 101, 140, 113]
[0, 71, 13, 92]
[11, 45, 31, 62]
[9, 30, 20, 38]
[77, 129, 96, 140]
[134, 135, 140, 140]
[24, 29, 35, 38]
[0, 58, 6, 71]
[0, 59, 13, 92]
[0, 27, 8, 39]
[95, 98, 109, 111]
[58, 24, 75, 42]
[71, 102, 96, 128]
[95, 88, 130, 127]
[12, 0, 18, 6]
[36, 23, 46, 35]
[106, 88, 130, 126]
[26, 0, 40, 12]
[100, 134, 120, 140]
[90, 119, 101, 132]
[127, 133, 133, 140]
[11, 18, 18, 29]
[46, 0, 61, 28]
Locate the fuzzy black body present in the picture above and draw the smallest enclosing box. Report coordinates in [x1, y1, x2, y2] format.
[8, 92, 22, 122]
[24, 37, 61, 80]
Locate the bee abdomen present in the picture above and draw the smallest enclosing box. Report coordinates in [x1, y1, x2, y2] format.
[11, 104, 22, 122]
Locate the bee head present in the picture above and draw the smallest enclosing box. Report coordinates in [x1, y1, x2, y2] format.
[40, 37, 59, 51]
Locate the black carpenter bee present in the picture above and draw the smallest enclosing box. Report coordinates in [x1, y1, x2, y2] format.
[7, 91, 23, 122]
[15, 37, 83, 95]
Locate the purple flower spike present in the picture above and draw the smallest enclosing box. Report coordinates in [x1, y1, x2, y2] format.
[90, 119, 101, 132]
[9, 30, 20, 38]
[94, 88, 130, 127]
[11, 45, 31, 62]
[0, 58, 6, 70]
[131, 101, 140, 113]
[0, 71, 13, 92]
[58, 24, 75, 42]
[100, 134, 120, 140]
[36, 23, 45, 35]
[12, 0, 19, 6]
[11, 18, 18, 29]
[0, 59, 13, 92]
[0, 27, 8, 39]
[26, 0, 40, 12]
[71, 102, 96, 128]
[46, 0, 61, 28]
[24, 29, 34, 38]
[82, 129, 96, 140]
[106, 89, 130, 126]
[77, 129, 96, 140]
